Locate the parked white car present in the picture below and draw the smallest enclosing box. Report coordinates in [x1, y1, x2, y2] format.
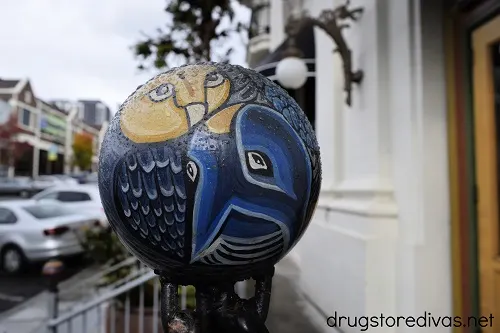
[31, 184, 109, 228]
[0, 200, 101, 274]
[32, 175, 79, 190]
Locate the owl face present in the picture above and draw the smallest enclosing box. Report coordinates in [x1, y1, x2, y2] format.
[119, 64, 233, 143]
[98, 63, 321, 283]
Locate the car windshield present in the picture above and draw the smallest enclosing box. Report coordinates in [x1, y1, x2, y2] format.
[23, 205, 75, 219]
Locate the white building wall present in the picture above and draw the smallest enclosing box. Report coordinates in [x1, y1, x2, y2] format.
[269, 0, 286, 51]
[286, 0, 452, 332]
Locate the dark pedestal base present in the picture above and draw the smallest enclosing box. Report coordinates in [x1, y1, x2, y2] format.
[159, 266, 275, 333]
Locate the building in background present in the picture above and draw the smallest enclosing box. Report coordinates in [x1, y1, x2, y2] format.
[66, 112, 104, 173]
[0, 80, 109, 177]
[0, 78, 42, 177]
[76, 100, 111, 128]
[243, 0, 316, 128]
[36, 99, 67, 175]
[246, 0, 500, 332]
[246, 0, 271, 68]
[51, 99, 111, 129]
[50, 99, 109, 173]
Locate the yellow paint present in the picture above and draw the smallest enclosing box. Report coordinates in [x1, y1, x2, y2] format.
[121, 96, 188, 144]
[206, 104, 242, 134]
[444, 16, 463, 332]
[471, 14, 500, 333]
[174, 66, 215, 106]
[120, 64, 233, 143]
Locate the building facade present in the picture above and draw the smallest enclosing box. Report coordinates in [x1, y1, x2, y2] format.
[77, 100, 111, 127]
[51, 99, 111, 128]
[246, 0, 500, 332]
[0, 80, 108, 177]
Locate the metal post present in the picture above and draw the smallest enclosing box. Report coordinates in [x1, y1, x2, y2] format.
[157, 269, 274, 333]
[42, 260, 65, 333]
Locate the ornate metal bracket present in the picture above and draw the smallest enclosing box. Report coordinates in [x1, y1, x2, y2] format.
[284, 0, 364, 106]
[158, 267, 275, 333]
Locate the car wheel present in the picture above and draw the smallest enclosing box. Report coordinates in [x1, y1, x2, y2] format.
[1, 246, 25, 274]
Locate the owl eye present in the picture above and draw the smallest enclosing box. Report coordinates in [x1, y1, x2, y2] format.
[186, 161, 198, 182]
[247, 152, 267, 170]
[245, 151, 273, 177]
[205, 72, 224, 88]
[149, 83, 174, 102]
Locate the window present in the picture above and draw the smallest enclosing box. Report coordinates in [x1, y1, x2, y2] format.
[24, 91, 32, 104]
[23, 205, 73, 219]
[0, 208, 17, 224]
[249, 1, 270, 38]
[19, 108, 30, 127]
[96, 103, 106, 124]
[78, 103, 85, 120]
[34, 191, 58, 200]
[56, 191, 92, 202]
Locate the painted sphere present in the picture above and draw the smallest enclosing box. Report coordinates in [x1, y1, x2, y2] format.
[98, 62, 321, 284]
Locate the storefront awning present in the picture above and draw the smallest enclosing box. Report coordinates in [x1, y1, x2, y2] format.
[16, 133, 65, 154]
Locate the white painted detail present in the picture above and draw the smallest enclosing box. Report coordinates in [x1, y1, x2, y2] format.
[186, 104, 205, 126]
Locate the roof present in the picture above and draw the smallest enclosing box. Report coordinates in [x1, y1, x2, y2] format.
[78, 100, 109, 107]
[0, 79, 20, 89]
[37, 98, 68, 114]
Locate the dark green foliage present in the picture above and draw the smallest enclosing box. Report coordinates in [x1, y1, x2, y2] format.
[80, 227, 129, 266]
[133, 0, 248, 70]
[80, 227, 196, 309]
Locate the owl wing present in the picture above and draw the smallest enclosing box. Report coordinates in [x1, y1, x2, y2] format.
[115, 147, 187, 260]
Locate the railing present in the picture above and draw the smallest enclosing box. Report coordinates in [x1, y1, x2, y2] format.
[58, 257, 139, 300]
[45, 261, 249, 333]
[47, 270, 158, 333]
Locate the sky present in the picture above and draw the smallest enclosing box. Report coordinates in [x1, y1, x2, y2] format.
[0, 0, 251, 114]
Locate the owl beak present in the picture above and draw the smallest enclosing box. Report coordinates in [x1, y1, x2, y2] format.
[185, 103, 206, 127]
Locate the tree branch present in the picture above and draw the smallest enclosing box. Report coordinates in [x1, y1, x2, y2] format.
[133, 0, 249, 70]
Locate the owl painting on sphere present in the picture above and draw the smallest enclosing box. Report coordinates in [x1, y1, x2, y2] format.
[98, 62, 321, 283]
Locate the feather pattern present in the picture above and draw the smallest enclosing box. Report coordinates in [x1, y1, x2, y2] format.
[115, 147, 187, 260]
[198, 232, 284, 265]
[264, 84, 322, 231]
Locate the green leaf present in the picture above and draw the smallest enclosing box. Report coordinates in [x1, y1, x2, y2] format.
[154, 57, 167, 69]
[132, 0, 248, 69]
[134, 41, 152, 57]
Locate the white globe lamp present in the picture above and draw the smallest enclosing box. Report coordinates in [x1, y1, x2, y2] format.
[276, 56, 308, 90]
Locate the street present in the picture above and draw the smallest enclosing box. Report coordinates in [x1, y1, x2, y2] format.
[0, 258, 89, 314]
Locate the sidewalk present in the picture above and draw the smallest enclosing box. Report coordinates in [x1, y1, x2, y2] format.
[267, 257, 323, 333]
[0, 258, 322, 333]
[0, 265, 102, 333]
